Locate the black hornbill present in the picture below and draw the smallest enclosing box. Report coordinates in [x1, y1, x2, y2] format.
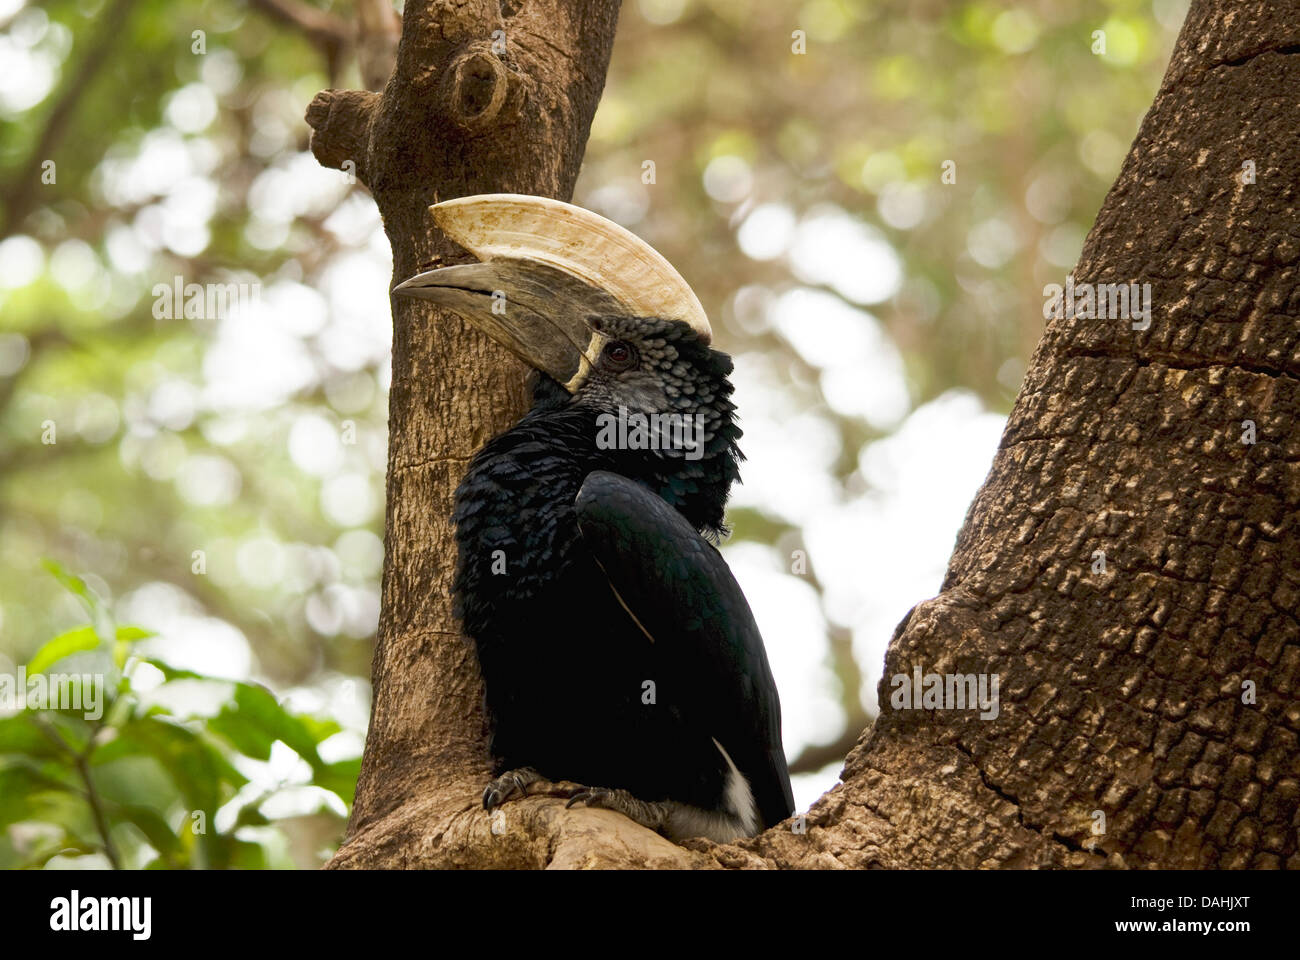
[394, 194, 794, 842]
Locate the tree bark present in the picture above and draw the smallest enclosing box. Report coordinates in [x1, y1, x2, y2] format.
[305, 0, 627, 867]
[831, 0, 1300, 870]
[318, 0, 1300, 868]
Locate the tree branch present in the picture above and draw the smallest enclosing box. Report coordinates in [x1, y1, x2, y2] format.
[0, 0, 135, 239]
[788, 720, 870, 777]
[355, 0, 401, 92]
[35, 718, 122, 869]
[247, 0, 350, 81]
[304, 89, 380, 186]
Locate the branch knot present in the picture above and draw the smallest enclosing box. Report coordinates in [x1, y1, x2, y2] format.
[446, 44, 520, 133]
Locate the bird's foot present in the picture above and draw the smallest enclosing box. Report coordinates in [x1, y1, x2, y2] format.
[482, 767, 545, 811]
[565, 785, 669, 833]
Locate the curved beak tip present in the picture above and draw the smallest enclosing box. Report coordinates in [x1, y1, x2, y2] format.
[391, 275, 425, 298]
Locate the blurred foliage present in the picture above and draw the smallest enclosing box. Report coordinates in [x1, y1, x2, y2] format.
[0, 562, 353, 868]
[0, 0, 1188, 865]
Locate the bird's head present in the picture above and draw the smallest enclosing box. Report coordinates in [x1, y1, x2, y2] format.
[394, 194, 742, 529]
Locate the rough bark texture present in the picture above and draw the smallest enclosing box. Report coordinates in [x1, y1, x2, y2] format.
[833, 0, 1300, 870]
[305, 0, 625, 866]
[319, 0, 1300, 868]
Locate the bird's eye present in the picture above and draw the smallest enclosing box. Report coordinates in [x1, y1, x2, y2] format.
[602, 341, 636, 371]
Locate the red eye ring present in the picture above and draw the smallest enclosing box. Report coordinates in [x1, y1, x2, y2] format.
[604, 341, 635, 369]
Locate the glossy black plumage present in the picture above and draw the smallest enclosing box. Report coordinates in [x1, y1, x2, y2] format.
[452, 316, 794, 834]
[573, 470, 794, 828]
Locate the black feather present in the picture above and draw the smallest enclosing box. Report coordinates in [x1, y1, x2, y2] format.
[452, 317, 793, 830]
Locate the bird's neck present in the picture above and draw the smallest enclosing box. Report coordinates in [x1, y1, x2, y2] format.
[523, 375, 742, 538]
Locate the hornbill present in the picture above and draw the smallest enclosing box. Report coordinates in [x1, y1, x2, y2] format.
[394, 194, 794, 842]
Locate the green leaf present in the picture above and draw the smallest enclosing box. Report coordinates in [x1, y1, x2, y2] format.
[208, 705, 275, 761]
[91, 754, 182, 812]
[102, 694, 133, 729]
[0, 714, 58, 757]
[27, 625, 99, 675]
[0, 758, 79, 825]
[223, 837, 269, 870]
[39, 712, 93, 755]
[114, 625, 154, 670]
[314, 756, 362, 806]
[102, 716, 247, 868]
[298, 715, 343, 742]
[94, 716, 247, 810]
[140, 658, 208, 682]
[219, 683, 324, 766]
[109, 802, 182, 860]
[207, 683, 361, 805]
[40, 559, 98, 614]
[232, 802, 270, 829]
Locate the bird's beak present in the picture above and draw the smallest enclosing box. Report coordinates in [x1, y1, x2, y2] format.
[393, 259, 621, 391]
[392, 194, 712, 393]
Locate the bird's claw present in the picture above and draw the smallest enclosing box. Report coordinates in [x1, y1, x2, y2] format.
[482, 767, 541, 811]
[564, 787, 612, 810]
[563, 785, 670, 833]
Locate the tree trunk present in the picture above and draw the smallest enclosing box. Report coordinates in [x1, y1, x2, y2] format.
[305, 0, 628, 867]
[316, 0, 1300, 868]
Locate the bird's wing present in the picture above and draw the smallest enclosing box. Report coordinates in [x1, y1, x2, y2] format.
[574, 470, 795, 828]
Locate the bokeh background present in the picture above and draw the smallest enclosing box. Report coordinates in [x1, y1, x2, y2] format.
[0, 0, 1189, 867]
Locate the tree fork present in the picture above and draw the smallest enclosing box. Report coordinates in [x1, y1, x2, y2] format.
[314, 0, 1300, 868]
